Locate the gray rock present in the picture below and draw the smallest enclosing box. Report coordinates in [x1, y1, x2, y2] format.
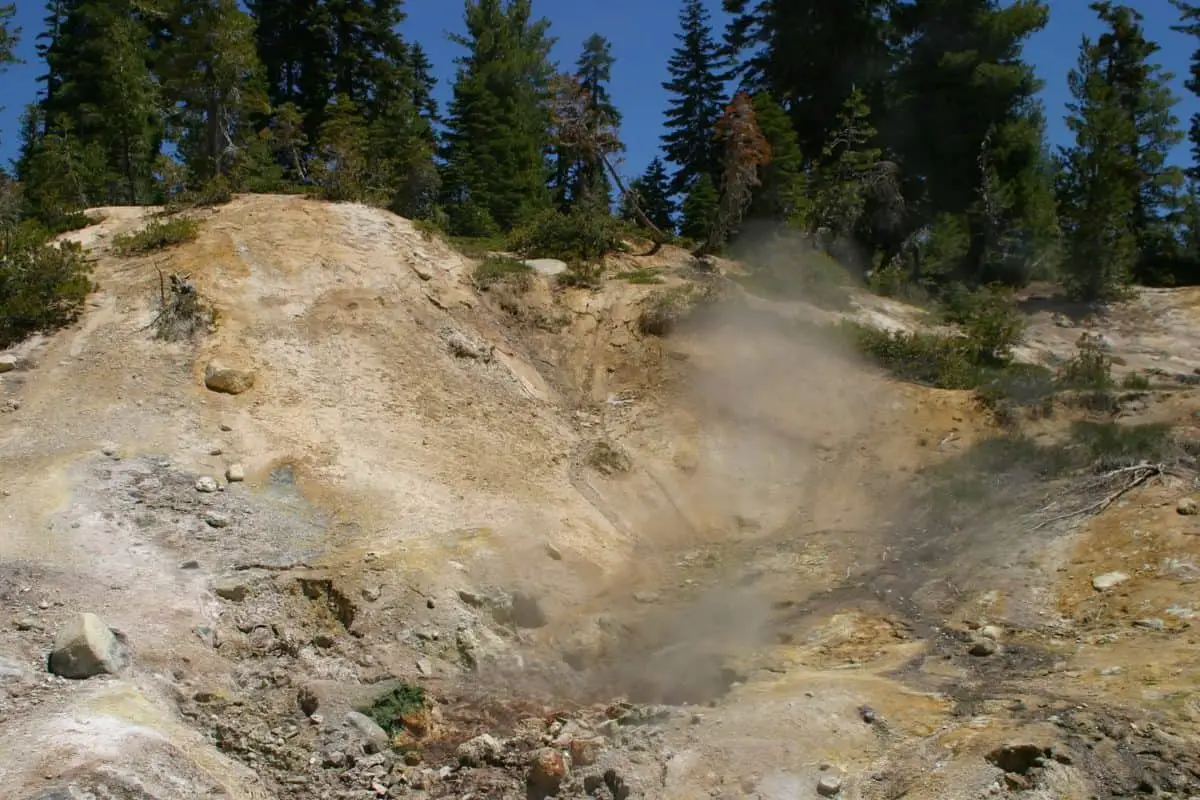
[204, 512, 230, 529]
[1177, 497, 1199, 516]
[1092, 572, 1130, 591]
[345, 711, 391, 754]
[445, 331, 492, 361]
[416, 658, 433, 677]
[817, 775, 843, 797]
[1134, 618, 1165, 631]
[0, 354, 16, 373]
[633, 591, 661, 604]
[225, 463, 245, 482]
[980, 625, 1004, 641]
[47, 613, 129, 679]
[204, 362, 256, 395]
[456, 733, 503, 767]
[213, 577, 249, 602]
[195, 476, 219, 493]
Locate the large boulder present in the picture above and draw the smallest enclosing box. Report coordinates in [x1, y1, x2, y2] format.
[48, 613, 129, 679]
[0, 354, 17, 373]
[204, 362, 256, 395]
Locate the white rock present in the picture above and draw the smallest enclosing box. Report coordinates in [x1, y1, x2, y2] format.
[456, 733, 503, 767]
[48, 613, 129, 679]
[345, 711, 390, 754]
[225, 463, 245, 482]
[1177, 497, 1199, 516]
[195, 476, 219, 493]
[213, 577, 249, 602]
[0, 354, 16, 373]
[817, 775, 843, 796]
[1092, 572, 1130, 591]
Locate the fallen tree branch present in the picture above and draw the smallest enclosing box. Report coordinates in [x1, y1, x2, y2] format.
[1032, 463, 1165, 531]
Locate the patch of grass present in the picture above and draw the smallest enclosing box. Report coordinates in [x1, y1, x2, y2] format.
[615, 267, 664, 285]
[364, 683, 426, 736]
[1070, 421, 1175, 470]
[447, 234, 507, 259]
[1121, 371, 1151, 390]
[637, 281, 722, 337]
[111, 217, 200, 255]
[473, 256, 533, 291]
[0, 221, 94, 348]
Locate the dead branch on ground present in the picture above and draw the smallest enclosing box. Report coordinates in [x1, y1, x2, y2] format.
[1032, 462, 1183, 531]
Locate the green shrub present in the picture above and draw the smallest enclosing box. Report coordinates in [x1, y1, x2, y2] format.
[939, 284, 1026, 365]
[1056, 332, 1113, 391]
[363, 683, 426, 736]
[1121, 371, 1150, 390]
[111, 217, 201, 255]
[839, 322, 979, 389]
[1070, 421, 1174, 469]
[473, 256, 533, 290]
[731, 237, 854, 310]
[615, 267, 664, 285]
[637, 282, 723, 336]
[446, 234, 507, 259]
[0, 221, 94, 348]
[508, 207, 626, 265]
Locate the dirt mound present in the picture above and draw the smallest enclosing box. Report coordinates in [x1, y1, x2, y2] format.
[1, 195, 1199, 798]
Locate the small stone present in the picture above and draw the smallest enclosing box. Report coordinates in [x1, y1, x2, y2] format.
[47, 613, 129, 679]
[346, 711, 391, 754]
[415, 658, 433, 677]
[0, 354, 16, 373]
[859, 705, 877, 724]
[633, 591, 661, 604]
[297, 685, 319, 716]
[204, 513, 230, 529]
[213, 577, 249, 602]
[195, 476, 219, 493]
[1134, 618, 1165, 631]
[100, 444, 117, 457]
[193, 626, 217, 648]
[817, 775, 843, 796]
[179, 560, 200, 570]
[210, 447, 223, 456]
[969, 638, 999, 657]
[1092, 572, 1130, 591]
[219, 424, 233, 432]
[204, 362, 256, 395]
[545, 542, 563, 561]
[362, 586, 381, 602]
[568, 738, 599, 767]
[1177, 497, 1199, 516]
[457, 733, 503, 767]
[980, 625, 1004, 641]
[14, 617, 42, 632]
[527, 748, 569, 796]
[225, 463, 245, 482]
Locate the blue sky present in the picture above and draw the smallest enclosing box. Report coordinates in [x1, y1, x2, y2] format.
[1, 0, 1197, 181]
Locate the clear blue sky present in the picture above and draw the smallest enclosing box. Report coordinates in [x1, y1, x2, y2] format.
[1, 0, 1197, 181]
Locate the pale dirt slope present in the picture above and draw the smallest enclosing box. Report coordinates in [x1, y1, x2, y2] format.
[0, 194, 1199, 799]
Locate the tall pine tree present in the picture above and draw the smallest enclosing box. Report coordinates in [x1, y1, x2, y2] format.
[552, 34, 622, 211]
[440, 0, 555, 234]
[621, 157, 676, 232]
[662, 0, 728, 196]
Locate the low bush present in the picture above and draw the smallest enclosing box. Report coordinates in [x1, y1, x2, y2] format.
[1070, 421, 1174, 469]
[0, 221, 93, 348]
[508, 207, 626, 265]
[473, 256, 533, 291]
[364, 683, 426, 736]
[111, 217, 201, 255]
[939, 284, 1026, 365]
[839, 322, 979, 389]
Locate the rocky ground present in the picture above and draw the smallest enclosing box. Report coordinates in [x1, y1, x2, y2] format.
[1, 196, 1200, 799]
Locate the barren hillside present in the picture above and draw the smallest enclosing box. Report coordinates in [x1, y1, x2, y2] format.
[1, 194, 1199, 800]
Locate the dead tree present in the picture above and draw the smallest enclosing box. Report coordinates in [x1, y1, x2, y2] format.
[694, 92, 772, 258]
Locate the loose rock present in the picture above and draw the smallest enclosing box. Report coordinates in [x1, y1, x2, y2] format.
[1177, 497, 1199, 516]
[213, 577, 249, 602]
[0, 354, 16, 373]
[204, 362, 256, 395]
[969, 638, 999, 657]
[204, 512, 230, 529]
[457, 733, 503, 767]
[47, 613, 129, 679]
[817, 775, 843, 796]
[446, 331, 492, 361]
[1092, 572, 1130, 591]
[527, 748, 569, 796]
[225, 463, 246, 482]
[1134, 618, 1165, 631]
[345, 711, 391, 754]
[195, 476, 219, 493]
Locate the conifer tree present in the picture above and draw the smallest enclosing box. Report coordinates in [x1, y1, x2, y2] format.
[621, 157, 676, 232]
[0, 3, 16, 72]
[662, 0, 728, 195]
[680, 173, 719, 242]
[1173, 0, 1200, 178]
[440, 0, 555, 234]
[1058, 29, 1140, 300]
[747, 94, 804, 223]
[405, 43, 439, 128]
[159, 0, 270, 188]
[553, 34, 622, 211]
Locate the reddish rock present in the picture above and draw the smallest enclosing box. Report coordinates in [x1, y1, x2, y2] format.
[528, 747, 569, 796]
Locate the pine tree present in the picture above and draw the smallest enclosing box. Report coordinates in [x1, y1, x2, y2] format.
[159, 0, 270, 188]
[0, 3, 16, 70]
[35, 0, 161, 204]
[440, 0, 556, 234]
[1058, 30, 1139, 300]
[887, 0, 1051, 285]
[722, 0, 892, 160]
[680, 173, 719, 242]
[1087, 2, 1183, 284]
[18, 112, 109, 225]
[405, 42, 439, 127]
[806, 88, 882, 243]
[1174, 0, 1200, 179]
[748, 94, 804, 223]
[553, 34, 622, 211]
[621, 157, 676, 232]
[662, 0, 728, 195]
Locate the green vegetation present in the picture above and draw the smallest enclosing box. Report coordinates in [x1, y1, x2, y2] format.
[472, 256, 533, 291]
[111, 218, 201, 256]
[638, 281, 722, 336]
[364, 683, 426, 736]
[0, 222, 93, 348]
[615, 268, 664, 284]
[508, 207, 627, 265]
